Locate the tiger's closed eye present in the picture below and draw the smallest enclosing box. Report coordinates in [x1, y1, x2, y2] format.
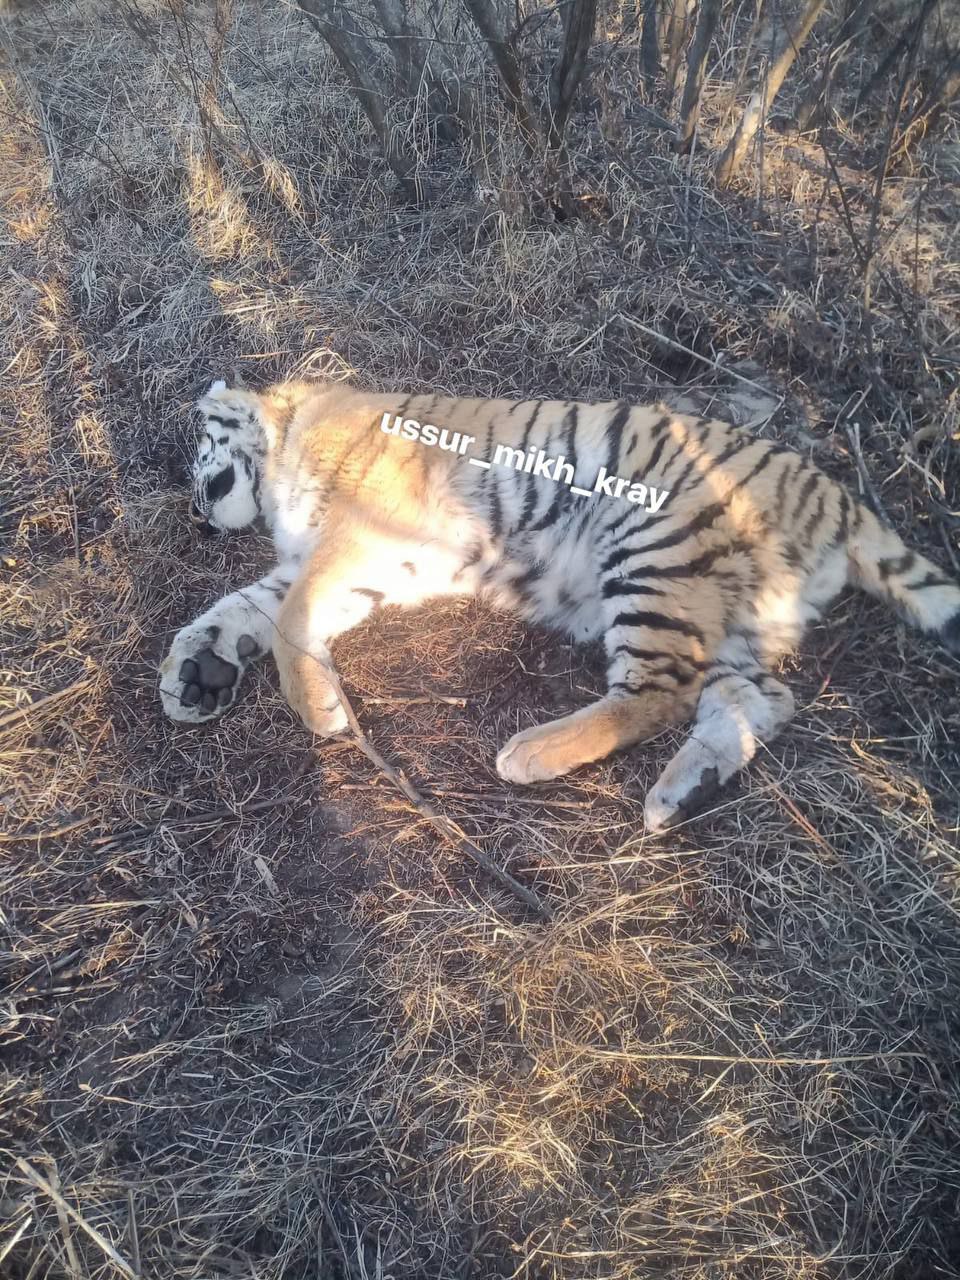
[206, 464, 236, 502]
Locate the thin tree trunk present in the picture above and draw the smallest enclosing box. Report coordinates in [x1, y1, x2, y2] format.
[853, 0, 937, 116]
[299, 0, 419, 197]
[793, 0, 874, 131]
[675, 0, 721, 153]
[546, 0, 599, 149]
[461, 0, 541, 149]
[716, 0, 827, 186]
[371, 0, 461, 142]
[640, 0, 660, 99]
[662, 0, 690, 99]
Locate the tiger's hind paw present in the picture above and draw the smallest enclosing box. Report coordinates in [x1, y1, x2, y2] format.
[159, 622, 261, 724]
[643, 738, 726, 834]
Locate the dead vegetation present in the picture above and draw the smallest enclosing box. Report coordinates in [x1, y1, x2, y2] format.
[1, 1, 959, 1277]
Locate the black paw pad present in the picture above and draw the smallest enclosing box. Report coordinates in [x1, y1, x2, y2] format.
[178, 646, 239, 711]
[192, 647, 238, 690]
[677, 766, 720, 822]
[237, 634, 259, 659]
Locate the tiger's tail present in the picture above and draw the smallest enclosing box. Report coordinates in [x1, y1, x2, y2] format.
[845, 502, 960, 654]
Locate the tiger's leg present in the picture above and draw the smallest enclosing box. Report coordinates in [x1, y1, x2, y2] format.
[496, 606, 713, 785]
[643, 633, 795, 832]
[159, 563, 296, 723]
[271, 526, 439, 737]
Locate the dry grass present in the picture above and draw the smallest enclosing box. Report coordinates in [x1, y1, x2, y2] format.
[2, 2, 960, 1277]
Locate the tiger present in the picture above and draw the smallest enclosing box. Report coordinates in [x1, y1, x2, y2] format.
[158, 377, 960, 832]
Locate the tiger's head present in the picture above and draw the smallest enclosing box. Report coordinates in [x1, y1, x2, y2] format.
[189, 380, 266, 534]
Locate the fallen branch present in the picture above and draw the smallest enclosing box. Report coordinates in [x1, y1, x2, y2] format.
[844, 420, 894, 529]
[317, 658, 553, 921]
[616, 314, 784, 410]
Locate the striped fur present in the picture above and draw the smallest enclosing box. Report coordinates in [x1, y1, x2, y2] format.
[159, 378, 960, 831]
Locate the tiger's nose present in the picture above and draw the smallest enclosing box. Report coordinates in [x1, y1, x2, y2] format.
[188, 499, 216, 538]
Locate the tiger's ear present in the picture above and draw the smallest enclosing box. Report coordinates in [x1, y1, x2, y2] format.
[207, 378, 227, 395]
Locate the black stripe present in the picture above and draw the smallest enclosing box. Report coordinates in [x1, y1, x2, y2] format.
[644, 431, 671, 477]
[878, 552, 915, 579]
[455, 543, 485, 578]
[602, 580, 668, 598]
[790, 473, 821, 524]
[207, 464, 236, 501]
[905, 572, 953, 590]
[511, 559, 546, 588]
[702, 668, 757, 689]
[657, 437, 690, 482]
[831, 490, 850, 547]
[519, 401, 542, 451]
[801, 491, 827, 545]
[611, 610, 705, 641]
[604, 540, 751, 589]
[669, 434, 754, 504]
[352, 587, 385, 603]
[489, 472, 503, 540]
[613, 644, 707, 669]
[784, 543, 805, 570]
[601, 501, 727, 574]
[514, 403, 544, 532]
[603, 504, 657, 541]
[610, 680, 666, 695]
[603, 402, 631, 477]
[726, 443, 790, 495]
[661, 421, 715, 493]
[527, 404, 579, 533]
[774, 460, 797, 512]
[611, 656, 707, 688]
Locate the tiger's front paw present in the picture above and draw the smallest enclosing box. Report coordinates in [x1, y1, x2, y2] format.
[296, 688, 349, 738]
[275, 648, 349, 738]
[159, 622, 260, 724]
[496, 720, 581, 784]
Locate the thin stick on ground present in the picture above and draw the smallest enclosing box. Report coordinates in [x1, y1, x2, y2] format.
[617, 314, 784, 408]
[316, 655, 554, 922]
[845, 420, 894, 528]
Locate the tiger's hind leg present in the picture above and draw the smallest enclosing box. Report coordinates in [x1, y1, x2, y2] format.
[496, 607, 714, 785]
[643, 633, 795, 833]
